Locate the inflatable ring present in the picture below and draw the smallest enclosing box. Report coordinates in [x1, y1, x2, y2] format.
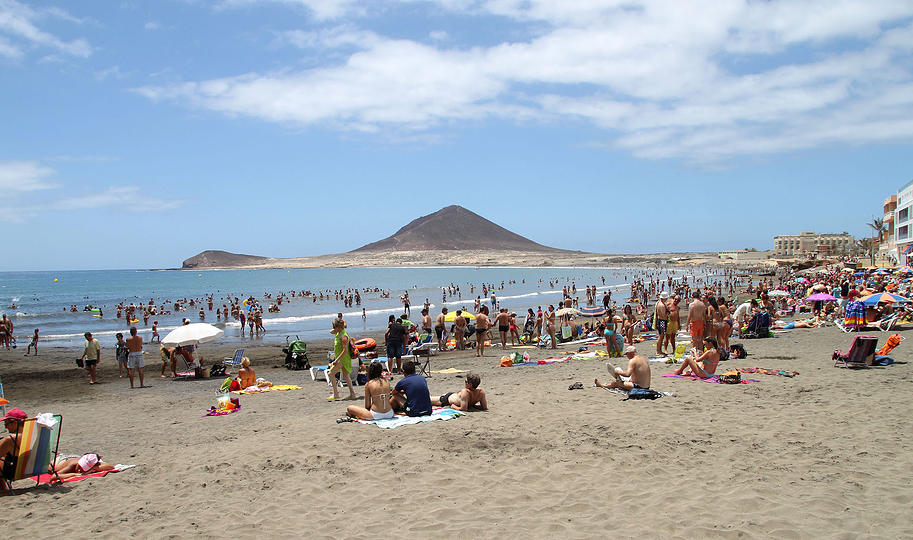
[353, 337, 377, 351]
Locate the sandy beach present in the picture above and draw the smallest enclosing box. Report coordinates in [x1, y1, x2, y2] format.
[2, 316, 911, 538]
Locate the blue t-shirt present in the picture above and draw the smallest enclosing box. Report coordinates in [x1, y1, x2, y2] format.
[394, 374, 432, 416]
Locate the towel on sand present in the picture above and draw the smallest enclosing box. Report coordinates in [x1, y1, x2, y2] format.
[354, 408, 465, 429]
[31, 464, 136, 484]
[431, 368, 468, 374]
[231, 384, 301, 395]
[662, 373, 759, 384]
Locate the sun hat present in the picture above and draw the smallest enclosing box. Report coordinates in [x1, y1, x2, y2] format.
[77, 453, 99, 472]
[1, 408, 26, 422]
[623, 345, 637, 355]
[660, 292, 669, 299]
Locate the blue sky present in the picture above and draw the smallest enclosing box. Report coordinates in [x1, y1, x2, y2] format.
[2, 0, 912, 271]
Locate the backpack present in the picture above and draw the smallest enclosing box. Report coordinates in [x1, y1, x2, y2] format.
[719, 370, 741, 384]
[729, 343, 747, 359]
[209, 362, 226, 377]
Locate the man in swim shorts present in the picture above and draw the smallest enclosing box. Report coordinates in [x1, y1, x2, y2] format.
[654, 292, 669, 356]
[125, 326, 145, 389]
[81, 332, 101, 385]
[595, 345, 651, 390]
[434, 307, 447, 348]
[686, 292, 706, 351]
[431, 373, 488, 411]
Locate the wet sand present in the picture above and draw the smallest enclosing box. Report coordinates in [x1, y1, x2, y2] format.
[1, 321, 911, 538]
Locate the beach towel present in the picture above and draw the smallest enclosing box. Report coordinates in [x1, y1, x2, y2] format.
[510, 356, 571, 367]
[353, 408, 465, 429]
[601, 387, 674, 399]
[230, 384, 301, 395]
[431, 368, 469, 374]
[30, 464, 136, 484]
[661, 373, 759, 384]
[843, 300, 867, 330]
[205, 406, 241, 416]
[736, 367, 799, 377]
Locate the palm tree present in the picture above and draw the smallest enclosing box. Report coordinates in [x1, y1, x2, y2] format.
[866, 217, 887, 265]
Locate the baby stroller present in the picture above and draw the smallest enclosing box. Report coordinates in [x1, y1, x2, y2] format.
[282, 336, 310, 370]
[741, 311, 771, 339]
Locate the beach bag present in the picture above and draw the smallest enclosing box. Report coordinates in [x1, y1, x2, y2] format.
[561, 326, 572, 340]
[348, 338, 359, 360]
[729, 344, 747, 359]
[719, 370, 741, 384]
[499, 356, 513, 367]
[718, 348, 730, 362]
[626, 387, 662, 400]
[209, 362, 226, 377]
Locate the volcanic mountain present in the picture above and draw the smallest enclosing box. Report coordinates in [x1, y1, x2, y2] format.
[352, 205, 563, 252]
[182, 250, 268, 269]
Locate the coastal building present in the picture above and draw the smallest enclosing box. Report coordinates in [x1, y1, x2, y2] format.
[773, 231, 854, 258]
[895, 180, 913, 264]
[879, 194, 898, 264]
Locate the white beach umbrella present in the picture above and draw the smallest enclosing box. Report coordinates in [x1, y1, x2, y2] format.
[767, 290, 790, 297]
[161, 323, 224, 347]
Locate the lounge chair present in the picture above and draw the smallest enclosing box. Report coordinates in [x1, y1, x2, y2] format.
[2, 414, 63, 492]
[876, 314, 899, 332]
[223, 348, 244, 365]
[833, 335, 878, 368]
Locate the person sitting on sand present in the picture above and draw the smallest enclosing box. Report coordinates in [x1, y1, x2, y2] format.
[52, 453, 116, 482]
[431, 372, 488, 411]
[229, 357, 256, 391]
[673, 336, 721, 379]
[1, 408, 27, 491]
[595, 345, 651, 390]
[345, 362, 394, 421]
[390, 361, 432, 417]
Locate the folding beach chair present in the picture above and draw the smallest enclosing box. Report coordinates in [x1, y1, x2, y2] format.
[2, 414, 63, 493]
[833, 335, 878, 368]
[0, 377, 7, 416]
[223, 348, 244, 365]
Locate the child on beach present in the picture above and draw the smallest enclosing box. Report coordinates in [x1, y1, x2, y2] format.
[25, 328, 39, 356]
[151, 321, 160, 343]
[115, 333, 128, 378]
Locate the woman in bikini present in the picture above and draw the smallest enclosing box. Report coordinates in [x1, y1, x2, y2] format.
[545, 305, 557, 349]
[717, 297, 733, 352]
[346, 362, 394, 421]
[673, 336, 721, 378]
[603, 310, 619, 357]
[622, 304, 637, 345]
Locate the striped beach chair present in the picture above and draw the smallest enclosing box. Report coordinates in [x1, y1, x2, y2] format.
[2, 414, 63, 492]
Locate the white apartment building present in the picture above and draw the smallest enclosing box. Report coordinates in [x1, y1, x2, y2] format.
[896, 179, 913, 264]
[773, 231, 854, 257]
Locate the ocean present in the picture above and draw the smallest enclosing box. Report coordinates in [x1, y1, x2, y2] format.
[0, 266, 694, 349]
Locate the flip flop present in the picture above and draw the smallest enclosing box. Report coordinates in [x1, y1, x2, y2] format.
[327, 395, 341, 401]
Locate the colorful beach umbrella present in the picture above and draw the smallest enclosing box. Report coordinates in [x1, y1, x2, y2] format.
[860, 292, 912, 306]
[806, 292, 837, 302]
[555, 307, 579, 316]
[578, 305, 607, 317]
[443, 311, 475, 322]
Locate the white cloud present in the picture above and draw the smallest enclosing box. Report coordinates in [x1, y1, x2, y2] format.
[0, 161, 58, 191]
[50, 186, 184, 212]
[217, 0, 362, 20]
[0, 161, 184, 223]
[0, 0, 91, 59]
[95, 65, 126, 82]
[140, 0, 913, 162]
[144, 21, 160, 30]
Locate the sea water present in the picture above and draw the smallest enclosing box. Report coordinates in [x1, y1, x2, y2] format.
[0, 266, 687, 348]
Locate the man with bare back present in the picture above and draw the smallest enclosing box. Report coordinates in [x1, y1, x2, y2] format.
[493, 308, 511, 349]
[654, 292, 669, 356]
[475, 306, 492, 357]
[686, 292, 706, 350]
[432, 372, 488, 411]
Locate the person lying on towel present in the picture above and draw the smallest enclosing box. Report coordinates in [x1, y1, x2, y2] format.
[595, 346, 651, 390]
[346, 361, 395, 421]
[672, 337, 721, 379]
[390, 361, 432, 417]
[52, 453, 116, 482]
[431, 372, 488, 411]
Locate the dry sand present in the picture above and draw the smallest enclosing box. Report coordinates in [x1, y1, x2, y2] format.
[1, 322, 911, 538]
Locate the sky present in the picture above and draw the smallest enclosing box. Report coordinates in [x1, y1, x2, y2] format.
[1, 0, 913, 271]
